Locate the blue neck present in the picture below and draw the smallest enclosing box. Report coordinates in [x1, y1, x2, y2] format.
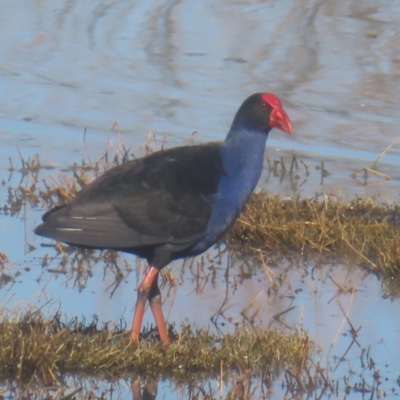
[189, 127, 270, 255]
[222, 127, 270, 195]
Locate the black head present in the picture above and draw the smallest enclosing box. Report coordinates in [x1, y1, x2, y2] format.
[231, 93, 293, 134]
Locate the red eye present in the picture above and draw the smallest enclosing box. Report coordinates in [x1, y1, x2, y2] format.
[261, 103, 267, 108]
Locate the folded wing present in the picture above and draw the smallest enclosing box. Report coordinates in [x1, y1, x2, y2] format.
[35, 143, 224, 252]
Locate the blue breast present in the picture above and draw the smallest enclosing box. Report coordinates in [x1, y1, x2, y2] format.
[189, 128, 269, 254]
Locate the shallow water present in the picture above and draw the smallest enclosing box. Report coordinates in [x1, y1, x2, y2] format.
[1, 0, 400, 398]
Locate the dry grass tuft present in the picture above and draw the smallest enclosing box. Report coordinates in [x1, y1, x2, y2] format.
[0, 312, 311, 383]
[230, 193, 400, 273]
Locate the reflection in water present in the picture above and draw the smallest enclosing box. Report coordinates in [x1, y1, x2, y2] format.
[132, 379, 157, 400]
[1, 237, 399, 398]
[1, 0, 400, 398]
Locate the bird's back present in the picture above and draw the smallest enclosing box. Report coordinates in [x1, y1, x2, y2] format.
[35, 143, 224, 261]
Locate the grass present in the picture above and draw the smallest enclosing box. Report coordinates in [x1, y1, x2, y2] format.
[7, 161, 399, 275]
[2, 136, 400, 276]
[0, 312, 311, 383]
[0, 135, 399, 398]
[229, 193, 400, 274]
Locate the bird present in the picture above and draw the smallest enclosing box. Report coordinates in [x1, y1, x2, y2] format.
[35, 93, 293, 347]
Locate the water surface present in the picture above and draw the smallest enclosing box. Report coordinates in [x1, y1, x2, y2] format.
[1, 0, 400, 398]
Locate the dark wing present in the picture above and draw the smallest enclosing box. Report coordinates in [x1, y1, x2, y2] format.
[35, 143, 224, 251]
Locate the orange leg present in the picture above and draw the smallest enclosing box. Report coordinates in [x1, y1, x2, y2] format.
[130, 266, 170, 347]
[131, 380, 142, 399]
[148, 273, 171, 347]
[131, 378, 158, 400]
[131, 267, 159, 344]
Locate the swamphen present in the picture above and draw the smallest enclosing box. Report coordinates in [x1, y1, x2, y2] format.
[35, 93, 293, 346]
